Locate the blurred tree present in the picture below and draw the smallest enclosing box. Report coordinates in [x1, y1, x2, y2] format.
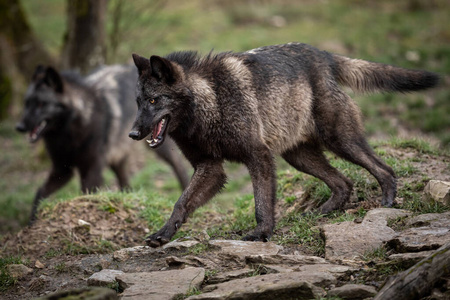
[61, 0, 107, 74]
[0, 0, 55, 119]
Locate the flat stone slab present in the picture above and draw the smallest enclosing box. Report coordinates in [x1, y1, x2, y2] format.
[327, 283, 377, 300]
[406, 211, 450, 227]
[362, 208, 411, 226]
[113, 246, 156, 262]
[322, 208, 410, 261]
[388, 251, 435, 269]
[208, 240, 283, 257]
[387, 212, 450, 252]
[187, 272, 325, 299]
[297, 263, 354, 276]
[322, 221, 396, 261]
[117, 267, 205, 300]
[245, 254, 327, 266]
[87, 269, 124, 287]
[162, 238, 200, 250]
[207, 267, 254, 284]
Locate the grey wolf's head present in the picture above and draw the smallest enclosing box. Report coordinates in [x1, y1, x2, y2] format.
[16, 66, 70, 143]
[129, 54, 192, 148]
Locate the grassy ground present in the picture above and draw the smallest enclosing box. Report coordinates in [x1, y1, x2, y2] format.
[1, 0, 449, 236]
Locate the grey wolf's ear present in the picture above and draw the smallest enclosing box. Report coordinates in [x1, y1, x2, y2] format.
[132, 53, 150, 75]
[32, 65, 47, 82]
[150, 55, 177, 84]
[44, 67, 64, 93]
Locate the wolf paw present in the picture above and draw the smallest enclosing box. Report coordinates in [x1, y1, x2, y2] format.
[145, 225, 174, 247]
[242, 232, 271, 242]
[145, 234, 171, 248]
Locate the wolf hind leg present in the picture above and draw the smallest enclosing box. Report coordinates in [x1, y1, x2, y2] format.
[242, 145, 277, 241]
[325, 136, 397, 207]
[315, 87, 396, 207]
[282, 142, 353, 214]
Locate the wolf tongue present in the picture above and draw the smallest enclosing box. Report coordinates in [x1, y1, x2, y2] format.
[153, 119, 163, 139]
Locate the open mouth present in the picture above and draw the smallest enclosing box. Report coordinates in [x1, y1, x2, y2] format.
[146, 116, 169, 148]
[29, 120, 47, 143]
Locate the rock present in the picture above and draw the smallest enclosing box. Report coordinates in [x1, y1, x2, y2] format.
[87, 269, 124, 287]
[362, 208, 411, 226]
[207, 268, 254, 284]
[297, 263, 354, 277]
[262, 264, 295, 274]
[7, 264, 33, 279]
[245, 254, 326, 265]
[35, 287, 118, 300]
[406, 211, 450, 227]
[116, 267, 205, 300]
[166, 256, 189, 268]
[388, 251, 435, 269]
[208, 240, 283, 257]
[113, 246, 156, 262]
[187, 272, 325, 299]
[162, 237, 199, 250]
[387, 227, 450, 252]
[322, 221, 395, 261]
[327, 284, 377, 300]
[423, 180, 450, 205]
[387, 212, 450, 252]
[322, 208, 410, 261]
[35, 260, 45, 269]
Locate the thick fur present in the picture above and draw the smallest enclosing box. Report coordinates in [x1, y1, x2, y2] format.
[17, 65, 190, 223]
[129, 42, 439, 247]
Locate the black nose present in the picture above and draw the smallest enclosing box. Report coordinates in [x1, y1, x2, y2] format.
[15, 122, 27, 132]
[129, 130, 141, 140]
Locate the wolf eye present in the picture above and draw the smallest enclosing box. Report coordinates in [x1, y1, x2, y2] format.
[149, 98, 156, 104]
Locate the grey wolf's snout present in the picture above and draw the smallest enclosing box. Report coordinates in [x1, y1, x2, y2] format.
[129, 130, 141, 140]
[15, 122, 27, 132]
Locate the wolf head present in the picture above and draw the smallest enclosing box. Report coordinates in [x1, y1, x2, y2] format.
[129, 53, 192, 148]
[16, 66, 70, 143]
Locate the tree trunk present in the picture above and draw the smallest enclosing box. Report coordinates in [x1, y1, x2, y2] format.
[374, 242, 450, 300]
[61, 0, 107, 74]
[0, 0, 55, 119]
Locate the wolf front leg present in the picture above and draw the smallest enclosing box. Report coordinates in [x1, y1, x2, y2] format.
[242, 146, 277, 242]
[145, 159, 227, 247]
[30, 166, 74, 224]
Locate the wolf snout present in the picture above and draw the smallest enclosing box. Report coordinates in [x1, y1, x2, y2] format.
[128, 130, 141, 140]
[15, 122, 27, 132]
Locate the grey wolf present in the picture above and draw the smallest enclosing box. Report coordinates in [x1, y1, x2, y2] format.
[16, 65, 190, 222]
[129, 42, 439, 247]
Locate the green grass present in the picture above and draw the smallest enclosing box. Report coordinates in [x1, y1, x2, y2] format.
[274, 211, 325, 255]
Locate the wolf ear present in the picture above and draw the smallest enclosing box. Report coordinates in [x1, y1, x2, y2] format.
[132, 53, 151, 75]
[32, 65, 47, 82]
[150, 55, 178, 84]
[44, 67, 64, 93]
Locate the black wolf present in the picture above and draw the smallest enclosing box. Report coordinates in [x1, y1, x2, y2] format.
[16, 65, 190, 222]
[129, 43, 439, 247]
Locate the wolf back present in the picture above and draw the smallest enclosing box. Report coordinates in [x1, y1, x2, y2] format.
[17, 65, 189, 222]
[130, 42, 439, 247]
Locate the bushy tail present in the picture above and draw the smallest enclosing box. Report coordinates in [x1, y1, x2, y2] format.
[332, 54, 440, 94]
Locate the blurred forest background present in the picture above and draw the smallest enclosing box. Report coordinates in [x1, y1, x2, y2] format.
[0, 0, 449, 234]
